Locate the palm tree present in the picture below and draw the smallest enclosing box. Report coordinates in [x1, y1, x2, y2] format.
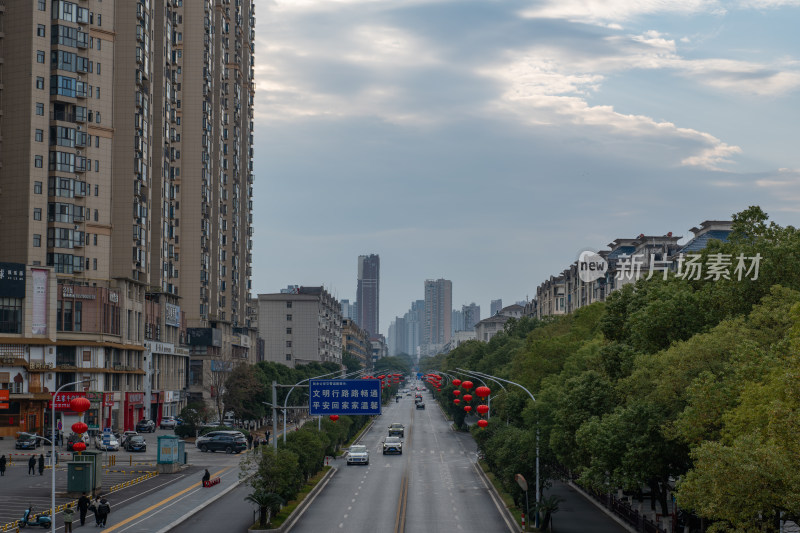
[246, 490, 284, 528]
[535, 494, 564, 531]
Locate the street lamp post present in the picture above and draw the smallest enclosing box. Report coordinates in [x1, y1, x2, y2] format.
[48, 378, 92, 533]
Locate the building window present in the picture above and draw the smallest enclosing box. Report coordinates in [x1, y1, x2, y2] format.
[286, 314, 292, 321]
[285, 354, 292, 361]
[286, 341, 292, 348]
[36, 77, 45, 90]
[95, 160, 99, 172]
[286, 328, 292, 334]
[38, 0, 46, 10]
[36, 50, 45, 63]
[35, 103, 44, 116]
[286, 301, 292, 308]
[37, 24, 46, 37]
[93, 234, 98, 245]
[0, 298, 23, 334]
[94, 209, 99, 222]
[35, 156, 43, 168]
[93, 258, 97, 270]
[34, 235, 42, 247]
[97, 39, 101, 50]
[35, 129, 43, 142]
[34, 182, 43, 194]
[96, 112, 101, 124]
[33, 208, 42, 221]
[96, 63, 101, 75]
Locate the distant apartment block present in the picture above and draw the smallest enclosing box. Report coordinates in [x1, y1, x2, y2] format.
[423, 279, 452, 355]
[490, 299, 503, 316]
[257, 287, 342, 368]
[343, 318, 371, 369]
[356, 254, 380, 336]
[474, 304, 524, 343]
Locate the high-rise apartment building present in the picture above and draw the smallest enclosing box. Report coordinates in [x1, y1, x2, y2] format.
[356, 254, 379, 337]
[423, 279, 452, 354]
[0, 0, 256, 435]
[490, 299, 503, 316]
[462, 303, 480, 330]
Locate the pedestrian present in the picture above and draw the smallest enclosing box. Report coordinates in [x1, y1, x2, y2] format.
[265, 431, 270, 444]
[38, 454, 45, 475]
[92, 496, 101, 526]
[253, 434, 260, 449]
[96, 496, 110, 528]
[77, 492, 91, 526]
[28, 455, 36, 475]
[202, 469, 210, 485]
[63, 502, 75, 533]
[0, 454, 6, 476]
[246, 433, 253, 449]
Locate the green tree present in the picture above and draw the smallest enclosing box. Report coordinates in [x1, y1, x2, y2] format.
[342, 351, 363, 373]
[246, 490, 284, 528]
[222, 363, 267, 421]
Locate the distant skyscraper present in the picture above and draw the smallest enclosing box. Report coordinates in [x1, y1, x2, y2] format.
[340, 299, 355, 320]
[356, 254, 380, 336]
[424, 279, 452, 347]
[451, 309, 465, 336]
[491, 299, 503, 316]
[462, 303, 481, 330]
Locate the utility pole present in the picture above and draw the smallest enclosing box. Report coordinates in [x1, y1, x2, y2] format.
[272, 381, 278, 450]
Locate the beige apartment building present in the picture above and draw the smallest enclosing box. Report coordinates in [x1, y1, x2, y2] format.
[0, 0, 256, 434]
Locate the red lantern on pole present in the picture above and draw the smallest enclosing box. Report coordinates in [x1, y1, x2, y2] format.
[463, 394, 473, 403]
[329, 415, 339, 422]
[452, 390, 461, 397]
[70, 396, 91, 413]
[477, 404, 489, 416]
[462, 381, 473, 391]
[72, 422, 88, 435]
[464, 405, 472, 412]
[477, 419, 488, 429]
[452, 379, 462, 387]
[475, 386, 491, 399]
[454, 399, 461, 405]
[72, 442, 86, 452]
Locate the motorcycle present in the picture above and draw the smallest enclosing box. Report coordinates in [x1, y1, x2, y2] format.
[19, 506, 51, 529]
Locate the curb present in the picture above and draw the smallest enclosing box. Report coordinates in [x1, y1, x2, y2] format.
[154, 475, 244, 533]
[566, 480, 639, 533]
[273, 466, 337, 533]
[472, 459, 520, 533]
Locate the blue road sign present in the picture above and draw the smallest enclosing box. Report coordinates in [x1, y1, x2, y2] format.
[309, 379, 382, 416]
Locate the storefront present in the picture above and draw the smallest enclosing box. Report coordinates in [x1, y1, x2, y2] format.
[162, 390, 181, 418]
[46, 391, 100, 438]
[124, 392, 145, 431]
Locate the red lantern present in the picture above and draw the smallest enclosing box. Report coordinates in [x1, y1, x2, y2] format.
[452, 379, 462, 387]
[477, 404, 489, 415]
[72, 422, 88, 435]
[475, 386, 491, 399]
[462, 381, 473, 391]
[454, 399, 461, 405]
[72, 442, 86, 452]
[70, 396, 91, 413]
[452, 390, 461, 397]
[464, 405, 472, 412]
[477, 419, 488, 428]
[329, 415, 339, 422]
[377, 375, 385, 380]
[463, 394, 473, 403]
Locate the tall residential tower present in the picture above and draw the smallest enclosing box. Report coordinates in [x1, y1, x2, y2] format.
[356, 254, 380, 337]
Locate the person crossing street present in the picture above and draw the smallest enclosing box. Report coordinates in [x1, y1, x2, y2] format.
[28, 456, 36, 475]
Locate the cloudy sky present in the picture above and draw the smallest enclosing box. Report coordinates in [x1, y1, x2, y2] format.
[251, 0, 800, 337]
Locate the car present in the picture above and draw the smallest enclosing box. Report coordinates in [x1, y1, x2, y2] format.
[66, 432, 89, 451]
[95, 434, 120, 451]
[15, 434, 40, 450]
[125, 435, 147, 452]
[346, 445, 370, 465]
[197, 434, 247, 454]
[159, 416, 178, 430]
[119, 431, 139, 447]
[388, 423, 405, 438]
[416, 401, 425, 409]
[382, 436, 403, 455]
[196, 430, 245, 447]
[136, 419, 156, 433]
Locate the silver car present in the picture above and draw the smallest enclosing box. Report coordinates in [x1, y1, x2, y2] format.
[95, 435, 120, 451]
[382, 436, 403, 455]
[346, 445, 370, 465]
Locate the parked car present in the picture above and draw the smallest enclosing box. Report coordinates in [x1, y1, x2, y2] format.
[16, 434, 40, 450]
[119, 431, 139, 447]
[159, 416, 178, 430]
[125, 435, 147, 452]
[196, 434, 247, 454]
[135, 419, 156, 433]
[382, 436, 403, 455]
[346, 445, 370, 465]
[66, 433, 89, 451]
[388, 423, 405, 438]
[94, 434, 120, 451]
[196, 430, 245, 447]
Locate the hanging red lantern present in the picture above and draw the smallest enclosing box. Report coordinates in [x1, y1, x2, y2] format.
[377, 375, 385, 380]
[475, 386, 491, 399]
[452, 379, 462, 387]
[462, 381, 473, 391]
[454, 399, 461, 405]
[464, 405, 472, 412]
[452, 390, 461, 397]
[477, 419, 488, 429]
[463, 394, 473, 403]
[329, 415, 339, 422]
[477, 404, 489, 416]
[72, 422, 88, 435]
[70, 396, 91, 413]
[72, 442, 86, 452]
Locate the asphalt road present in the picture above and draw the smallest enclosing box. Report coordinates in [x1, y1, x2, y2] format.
[285, 389, 516, 533]
[168, 482, 256, 533]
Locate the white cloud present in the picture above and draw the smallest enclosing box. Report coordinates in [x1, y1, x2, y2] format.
[519, 0, 725, 26]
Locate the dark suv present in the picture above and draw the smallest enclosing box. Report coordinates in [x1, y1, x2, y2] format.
[197, 434, 247, 454]
[136, 419, 156, 433]
[16, 434, 40, 450]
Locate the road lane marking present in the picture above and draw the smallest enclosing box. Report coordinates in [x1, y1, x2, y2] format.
[103, 467, 230, 532]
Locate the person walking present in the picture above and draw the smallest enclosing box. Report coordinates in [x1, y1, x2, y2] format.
[28, 455, 36, 475]
[96, 496, 111, 528]
[92, 496, 102, 526]
[38, 454, 45, 475]
[0, 454, 6, 476]
[246, 433, 253, 450]
[63, 503, 75, 533]
[77, 492, 91, 526]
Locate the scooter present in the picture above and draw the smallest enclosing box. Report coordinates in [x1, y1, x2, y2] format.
[19, 506, 51, 529]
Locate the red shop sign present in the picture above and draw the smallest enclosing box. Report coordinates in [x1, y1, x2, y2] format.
[48, 391, 87, 411]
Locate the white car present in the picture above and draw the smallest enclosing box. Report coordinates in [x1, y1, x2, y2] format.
[95, 435, 120, 451]
[382, 436, 403, 455]
[346, 445, 370, 465]
[160, 416, 178, 429]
